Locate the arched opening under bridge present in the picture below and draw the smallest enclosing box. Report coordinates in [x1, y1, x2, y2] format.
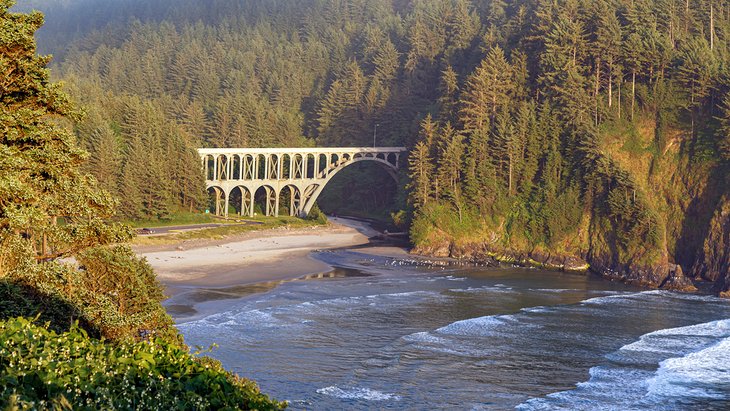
[316, 161, 400, 221]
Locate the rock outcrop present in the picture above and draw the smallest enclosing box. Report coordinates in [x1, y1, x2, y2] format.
[690, 196, 730, 297]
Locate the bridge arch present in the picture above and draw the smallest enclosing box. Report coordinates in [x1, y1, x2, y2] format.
[299, 156, 399, 216]
[228, 185, 252, 217]
[207, 185, 226, 216]
[253, 185, 278, 217]
[200, 147, 405, 218]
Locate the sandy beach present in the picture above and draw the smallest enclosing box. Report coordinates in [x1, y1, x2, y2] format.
[136, 217, 386, 288]
[135, 217, 402, 319]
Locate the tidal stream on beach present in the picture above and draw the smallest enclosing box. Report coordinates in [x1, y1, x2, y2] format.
[171, 246, 730, 410]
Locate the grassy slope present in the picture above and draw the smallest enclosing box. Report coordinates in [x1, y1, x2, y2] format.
[130, 215, 326, 247]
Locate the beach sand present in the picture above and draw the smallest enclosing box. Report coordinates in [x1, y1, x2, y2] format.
[135, 217, 405, 320]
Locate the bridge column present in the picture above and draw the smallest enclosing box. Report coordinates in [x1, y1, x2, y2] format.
[213, 187, 225, 216]
[238, 187, 250, 217]
[264, 186, 278, 217]
[224, 190, 229, 217]
[238, 154, 244, 180]
[289, 187, 302, 216]
[213, 156, 218, 181]
[274, 191, 280, 217]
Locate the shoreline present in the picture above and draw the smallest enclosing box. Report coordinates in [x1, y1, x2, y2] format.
[136, 217, 409, 321]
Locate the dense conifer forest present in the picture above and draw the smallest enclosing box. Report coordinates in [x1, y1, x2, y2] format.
[0, 2, 284, 407]
[18, 0, 730, 292]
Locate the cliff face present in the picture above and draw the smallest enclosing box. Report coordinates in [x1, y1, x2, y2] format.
[411, 209, 697, 293]
[691, 196, 730, 295]
[410, 121, 726, 295]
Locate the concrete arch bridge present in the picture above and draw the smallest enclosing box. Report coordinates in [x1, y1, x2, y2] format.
[199, 147, 407, 218]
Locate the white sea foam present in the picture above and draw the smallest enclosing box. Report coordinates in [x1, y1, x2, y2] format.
[436, 314, 521, 336]
[529, 288, 581, 293]
[400, 331, 490, 357]
[618, 319, 730, 356]
[579, 290, 655, 305]
[447, 286, 517, 294]
[316, 385, 401, 401]
[402, 331, 450, 345]
[444, 275, 467, 281]
[647, 336, 730, 400]
[521, 306, 551, 314]
[519, 318, 730, 410]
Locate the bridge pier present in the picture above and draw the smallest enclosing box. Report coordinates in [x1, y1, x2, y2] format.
[200, 147, 406, 218]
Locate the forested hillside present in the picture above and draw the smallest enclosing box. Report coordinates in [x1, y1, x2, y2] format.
[0, 3, 282, 407]
[23, 0, 730, 294]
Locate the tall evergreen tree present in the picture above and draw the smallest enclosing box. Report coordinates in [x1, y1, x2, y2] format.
[0, 0, 129, 271]
[460, 46, 513, 132]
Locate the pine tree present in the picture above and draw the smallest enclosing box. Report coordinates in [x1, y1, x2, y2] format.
[438, 65, 459, 122]
[407, 140, 433, 208]
[460, 46, 513, 132]
[445, 0, 480, 58]
[592, 3, 622, 117]
[718, 94, 730, 160]
[436, 122, 464, 194]
[0, 1, 129, 271]
[86, 125, 122, 194]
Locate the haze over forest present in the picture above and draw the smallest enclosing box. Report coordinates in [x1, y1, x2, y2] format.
[17, 0, 730, 293]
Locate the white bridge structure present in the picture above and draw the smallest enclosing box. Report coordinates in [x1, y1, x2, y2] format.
[199, 147, 407, 218]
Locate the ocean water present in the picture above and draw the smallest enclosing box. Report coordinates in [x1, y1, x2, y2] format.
[175, 250, 730, 410]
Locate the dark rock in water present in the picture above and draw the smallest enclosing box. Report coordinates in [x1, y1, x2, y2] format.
[661, 264, 696, 292]
[414, 240, 588, 273]
[564, 256, 589, 272]
[690, 197, 730, 296]
[588, 251, 697, 292]
[412, 239, 451, 258]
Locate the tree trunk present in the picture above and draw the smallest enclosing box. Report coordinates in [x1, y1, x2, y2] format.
[608, 61, 613, 109]
[631, 70, 636, 122]
[595, 58, 601, 126]
[711, 4, 715, 51]
[618, 76, 622, 119]
[508, 154, 513, 196]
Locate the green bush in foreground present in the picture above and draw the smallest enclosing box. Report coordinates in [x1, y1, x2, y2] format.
[0, 317, 285, 410]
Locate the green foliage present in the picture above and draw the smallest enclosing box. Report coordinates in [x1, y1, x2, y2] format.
[410, 201, 481, 246]
[0, 1, 132, 271]
[124, 211, 217, 228]
[1, 1, 174, 343]
[0, 317, 285, 410]
[306, 203, 328, 225]
[2, 245, 176, 343]
[75, 246, 176, 342]
[18, 0, 730, 277]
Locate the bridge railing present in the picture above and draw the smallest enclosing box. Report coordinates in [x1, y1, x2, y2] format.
[198, 147, 406, 182]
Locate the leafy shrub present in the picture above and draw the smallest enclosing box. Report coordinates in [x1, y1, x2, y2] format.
[306, 204, 328, 224]
[5, 245, 177, 343]
[75, 246, 177, 342]
[390, 209, 408, 230]
[410, 202, 481, 247]
[0, 317, 285, 410]
[0, 280, 82, 335]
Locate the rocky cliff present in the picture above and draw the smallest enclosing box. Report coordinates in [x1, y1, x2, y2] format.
[691, 196, 730, 296]
[410, 121, 728, 296]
